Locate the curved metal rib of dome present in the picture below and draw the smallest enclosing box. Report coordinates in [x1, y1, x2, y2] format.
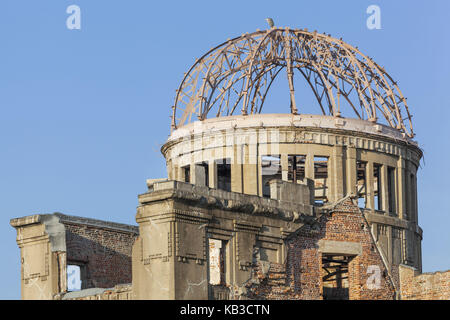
[172, 27, 414, 138]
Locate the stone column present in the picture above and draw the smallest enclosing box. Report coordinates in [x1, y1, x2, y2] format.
[381, 165, 389, 214]
[346, 146, 357, 197]
[243, 143, 258, 196]
[332, 146, 345, 202]
[305, 153, 314, 180]
[397, 156, 406, 220]
[281, 154, 289, 181]
[133, 182, 211, 300]
[209, 161, 217, 189]
[231, 144, 243, 193]
[10, 215, 67, 300]
[231, 221, 260, 293]
[305, 153, 314, 200]
[366, 162, 375, 210]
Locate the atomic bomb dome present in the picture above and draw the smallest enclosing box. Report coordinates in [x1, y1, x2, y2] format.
[161, 27, 425, 299]
[171, 27, 414, 139]
[11, 27, 450, 301]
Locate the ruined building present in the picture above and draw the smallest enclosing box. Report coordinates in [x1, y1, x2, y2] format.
[10, 27, 450, 300]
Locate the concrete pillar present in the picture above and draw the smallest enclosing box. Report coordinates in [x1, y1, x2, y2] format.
[133, 193, 210, 300]
[405, 163, 413, 222]
[192, 163, 207, 187]
[366, 162, 375, 210]
[305, 153, 314, 180]
[346, 146, 357, 197]
[243, 143, 258, 196]
[209, 161, 217, 189]
[231, 225, 259, 290]
[397, 157, 406, 220]
[281, 154, 288, 181]
[412, 173, 419, 224]
[381, 165, 389, 214]
[231, 144, 243, 193]
[10, 215, 67, 300]
[387, 225, 393, 267]
[190, 163, 197, 185]
[332, 146, 345, 202]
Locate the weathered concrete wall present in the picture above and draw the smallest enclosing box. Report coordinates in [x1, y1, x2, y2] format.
[399, 265, 450, 300]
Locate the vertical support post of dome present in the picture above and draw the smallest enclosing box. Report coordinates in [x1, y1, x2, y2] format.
[284, 28, 298, 115]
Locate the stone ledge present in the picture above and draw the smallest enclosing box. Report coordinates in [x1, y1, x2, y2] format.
[138, 180, 316, 223]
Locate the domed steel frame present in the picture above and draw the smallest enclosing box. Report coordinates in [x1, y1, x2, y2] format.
[172, 27, 414, 138]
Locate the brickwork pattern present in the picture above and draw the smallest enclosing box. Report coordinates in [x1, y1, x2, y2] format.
[400, 265, 450, 300]
[64, 222, 138, 289]
[246, 199, 396, 300]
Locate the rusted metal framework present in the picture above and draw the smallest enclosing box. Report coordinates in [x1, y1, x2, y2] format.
[172, 27, 414, 137]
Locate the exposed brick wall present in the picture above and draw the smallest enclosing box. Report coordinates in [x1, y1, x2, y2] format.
[399, 265, 450, 300]
[246, 199, 396, 300]
[64, 222, 138, 289]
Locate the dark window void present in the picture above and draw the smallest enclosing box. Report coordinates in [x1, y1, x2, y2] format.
[314, 156, 328, 203]
[216, 159, 231, 192]
[261, 155, 281, 198]
[373, 164, 382, 211]
[357, 161, 367, 208]
[208, 239, 227, 286]
[183, 165, 190, 183]
[322, 254, 354, 300]
[387, 167, 396, 214]
[196, 162, 209, 187]
[288, 155, 306, 183]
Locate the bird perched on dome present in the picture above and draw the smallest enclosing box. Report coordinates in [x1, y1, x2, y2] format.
[265, 18, 274, 28]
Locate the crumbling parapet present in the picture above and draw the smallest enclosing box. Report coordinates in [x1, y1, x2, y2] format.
[399, 264, 450, 300]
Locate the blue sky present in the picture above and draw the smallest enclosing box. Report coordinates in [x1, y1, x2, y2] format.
[1, 0, 449, 299]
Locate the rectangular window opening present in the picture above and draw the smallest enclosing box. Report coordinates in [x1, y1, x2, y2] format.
[314, 156, 328, 203]
[261, 155, 281, 198]
[208, 239, 227, 286]
[321, 254, 354, 300]
[356, 161, 367, 208]
[216, 159, 231, 192]
[373, 164, 382, 211]
[288, 155, 306, 183]
[387, 167, 396, 214]
[182, 165, 190, 183]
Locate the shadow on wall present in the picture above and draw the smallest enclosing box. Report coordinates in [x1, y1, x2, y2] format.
[65, 226, 135, 290]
